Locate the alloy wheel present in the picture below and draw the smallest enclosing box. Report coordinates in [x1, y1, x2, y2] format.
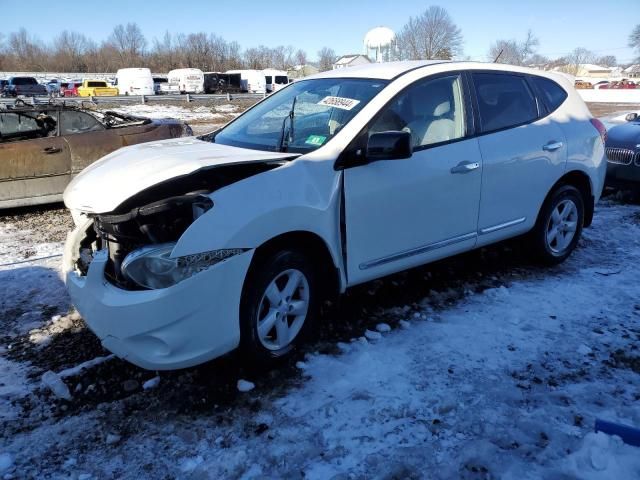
[546, 199, 579, 254]
[256, 269, 309, 351]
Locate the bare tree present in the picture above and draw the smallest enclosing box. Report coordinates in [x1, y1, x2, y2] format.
[295, 49, 308, 66]
[527, 53, 550, 66]
[396, 6, 463, 60]
[108, 23, 147, 67]
[52, 31, 92, 72]
[562, 47, 595, 75]
[595, 55, 617, 67]
[489, 30, 539, 65]
[317, 47, 336, 71]
[629, 24, 640, 62]
[7, 28, 47, 71]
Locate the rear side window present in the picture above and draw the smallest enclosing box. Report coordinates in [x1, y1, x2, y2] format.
[60, 111, 103, 135]
[473, 73, 538, 133]
[531, 76, 567, 113]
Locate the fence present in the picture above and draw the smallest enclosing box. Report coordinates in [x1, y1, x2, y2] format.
[0, 92, 266, 106]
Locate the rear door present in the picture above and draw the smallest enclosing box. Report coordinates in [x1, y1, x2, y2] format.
[470, 71, 567, 245]
[344, 72, 483, 285]
[0, 111, 71, 206]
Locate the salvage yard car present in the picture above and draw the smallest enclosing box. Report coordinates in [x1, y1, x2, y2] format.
[77, 79, 119, 97]
[63, 61, 607, 370]
[604, 112, 640, 189]
[0, 103, 192, 208]
[1, 76, 48, 97]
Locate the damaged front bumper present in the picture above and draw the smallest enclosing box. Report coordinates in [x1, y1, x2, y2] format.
[63, 228, 254, 370]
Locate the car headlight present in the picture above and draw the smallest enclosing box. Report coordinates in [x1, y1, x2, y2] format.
[121, 243, 246, 290]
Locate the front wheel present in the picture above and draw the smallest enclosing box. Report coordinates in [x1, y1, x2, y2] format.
[529, 185, 584, 265]
[239, 249, 320, 364]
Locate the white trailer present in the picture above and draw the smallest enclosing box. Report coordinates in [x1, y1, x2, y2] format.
[164, 68, 205, 94]
[225, 69, 266, 94]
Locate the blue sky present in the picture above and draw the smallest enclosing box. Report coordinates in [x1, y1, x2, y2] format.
[2, 0, 638, 63]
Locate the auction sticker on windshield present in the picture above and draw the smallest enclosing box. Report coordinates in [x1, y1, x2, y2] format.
[318, 96, 361, 111]
[305, 135, 327, 146]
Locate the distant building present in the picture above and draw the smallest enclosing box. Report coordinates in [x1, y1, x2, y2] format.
[332, 54, 372, 70]
[623, 65, 640, 79]
[573, 64, 614, 78]
[287, 64, 319, 79]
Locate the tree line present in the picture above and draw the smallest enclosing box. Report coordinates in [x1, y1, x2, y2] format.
[0, 24, 337, 74]
[0, 9, 638, 74]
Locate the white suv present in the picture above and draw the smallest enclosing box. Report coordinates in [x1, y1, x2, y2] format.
[63, 61, 606, 370]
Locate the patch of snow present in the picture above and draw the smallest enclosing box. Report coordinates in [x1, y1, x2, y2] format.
[237, 379, 255, 392]
[375, 323, 391, 333]
[0, 453, 13, 474]
[562, 432, 640, 479]
[364, 329, 382, 341]
[142, 376, 160, 390]
[41, 370, 72, 400]
[106, 104, 227, 122]
[57, 355, 116, 378]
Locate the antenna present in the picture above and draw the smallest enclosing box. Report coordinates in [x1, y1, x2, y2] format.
[493, 49, 504, 63]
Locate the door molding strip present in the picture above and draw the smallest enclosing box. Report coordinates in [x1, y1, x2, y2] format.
[359, 232, 477, 270]
[479, 217, 526, 235]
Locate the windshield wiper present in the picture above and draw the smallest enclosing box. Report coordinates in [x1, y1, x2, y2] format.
[278, 95, 296, 152]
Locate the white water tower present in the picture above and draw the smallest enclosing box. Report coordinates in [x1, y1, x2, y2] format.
[364, 26, 396, 63]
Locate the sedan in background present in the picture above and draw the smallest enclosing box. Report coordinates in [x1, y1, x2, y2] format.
[0, 103, 193, 208]
[604, 112, 640, 189]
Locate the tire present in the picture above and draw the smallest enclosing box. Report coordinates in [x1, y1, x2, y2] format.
[530, 184, 584, 265]
[239, 249, 320, 364]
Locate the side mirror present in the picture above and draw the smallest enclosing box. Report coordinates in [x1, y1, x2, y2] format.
[366, 131, 413, 162]
[625, 113, 638, 122]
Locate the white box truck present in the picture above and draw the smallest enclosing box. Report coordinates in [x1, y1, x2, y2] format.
[115, 68, 155, 96]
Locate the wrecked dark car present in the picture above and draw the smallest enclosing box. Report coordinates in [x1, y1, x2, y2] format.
[0, 102, 193, 208]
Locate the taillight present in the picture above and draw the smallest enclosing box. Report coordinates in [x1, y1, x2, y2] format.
[590, 118, 607, 144]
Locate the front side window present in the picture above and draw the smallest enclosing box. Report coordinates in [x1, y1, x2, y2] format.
[0, 111, 57, 141]
[60, 111, 104, 135]
[473, 73, 538, 133]
[214, 78, 388, 153]
[370, 74, 466, 148]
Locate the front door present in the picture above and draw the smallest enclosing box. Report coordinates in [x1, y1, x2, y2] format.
[0, 111, 71, 206]
[344, 73, 483, 285]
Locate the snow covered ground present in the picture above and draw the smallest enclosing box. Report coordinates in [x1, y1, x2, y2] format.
[103, 103, 242, 123]
[1, 198, 640, 478]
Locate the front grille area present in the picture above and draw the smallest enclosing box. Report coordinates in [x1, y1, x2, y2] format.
[605, 147, 638, 166]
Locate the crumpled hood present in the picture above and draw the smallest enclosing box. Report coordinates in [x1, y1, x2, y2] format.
[63, 137, 298, 213]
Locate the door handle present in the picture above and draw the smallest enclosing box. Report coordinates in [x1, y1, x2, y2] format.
[450, 161, 480, 174]
[43, 147, 62, 154]
[542, 141, 563, 152]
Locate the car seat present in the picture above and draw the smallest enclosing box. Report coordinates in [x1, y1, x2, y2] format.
[405, 80, 457, 146]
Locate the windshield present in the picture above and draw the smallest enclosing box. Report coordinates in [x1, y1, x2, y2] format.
[14, 77, 38, 85]
[213, 78, 388, 153]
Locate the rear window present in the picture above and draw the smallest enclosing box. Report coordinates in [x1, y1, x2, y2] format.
[532, 76, 567, 113]
[13, 77, 38, 85]
[87, 81, 107, 87]
[473, 73, 538, 133]
[265, 76, 272, 84]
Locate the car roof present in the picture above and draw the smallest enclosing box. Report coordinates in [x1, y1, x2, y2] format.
[307, 60, 568, 83]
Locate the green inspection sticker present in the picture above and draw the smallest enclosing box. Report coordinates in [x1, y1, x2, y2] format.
[305, 135, 327, 146]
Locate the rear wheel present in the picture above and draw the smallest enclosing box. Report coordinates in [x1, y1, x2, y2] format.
[240, 249, 319, 364]
[530, 185, 584, 264]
